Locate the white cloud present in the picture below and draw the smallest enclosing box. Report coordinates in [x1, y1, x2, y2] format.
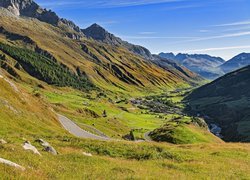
[138, 32, 157, 35]
[199, 30, 210, 33]
[121, 35, 197, 39]
[182, 45, 250, 53]
[39, 0, 184, 9]
[174, 31, 250, 43]
[212, 20, 250, 27]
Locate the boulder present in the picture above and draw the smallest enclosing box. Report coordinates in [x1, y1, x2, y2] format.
[82, 152, 92, 157]
[0, 157, 25, 171]
[36, 139, 57, 155]
[0, 139, 7, 144]
[22, 141, 41, 156]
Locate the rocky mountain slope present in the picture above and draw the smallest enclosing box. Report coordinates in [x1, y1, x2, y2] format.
[220, 53, 250, 73]
[82, 23, 154, 60]
[82, 24, 201, 82]
[0, 2, 201, 93]
[159, 53, 225, 79]
[186, 65, 250, 142]
[0, 0, 84, 39]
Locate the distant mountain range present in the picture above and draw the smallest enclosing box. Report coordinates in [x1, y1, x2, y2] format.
[220, 53, 250, 73]
[186, 65, 250, 142]
[159, 52, 250, 80]
[159, 53, 225, 79]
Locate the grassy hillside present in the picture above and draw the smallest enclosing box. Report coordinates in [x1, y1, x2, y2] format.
[1, 71, 248, 179]
[150, 119, 222, 144]
[0, 71, 64, 139]
[186, 66, 250, 142]
[0, 9, 200, 94]
[1, 137, 249, 179]
[0, 42, 94, 91]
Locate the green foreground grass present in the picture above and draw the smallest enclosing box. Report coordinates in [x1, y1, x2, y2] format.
[0, 137, 249, 179]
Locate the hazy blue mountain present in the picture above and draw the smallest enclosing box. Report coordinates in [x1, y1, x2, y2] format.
[220, 53, 250, 73]
[159, 53, 225, 79]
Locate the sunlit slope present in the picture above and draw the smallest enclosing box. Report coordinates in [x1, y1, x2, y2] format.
[0, 72, 64, 139]
[0, 10, 200, 93]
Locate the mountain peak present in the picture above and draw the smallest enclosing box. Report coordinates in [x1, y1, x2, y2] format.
[90, 23, 103, 29]
[0, 0, 60, 25]
[220, 53, 250, 73]
[82, 24, 154, 59]
[82, 23, 118, 43]
[0, 0, 85, 39]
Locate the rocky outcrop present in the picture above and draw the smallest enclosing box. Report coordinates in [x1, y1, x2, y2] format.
[82, 23, 153, 60]
[0, 0, 84, 39]
[0, 0, 60, 25]
[60, 18, 81, 33]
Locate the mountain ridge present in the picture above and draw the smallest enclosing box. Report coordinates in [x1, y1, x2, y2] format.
[0, 8, 201, 93]
[82, 23, 154, 60]
[159, 52, 225, 79]
[0, 0, 84, 39]
[220, 53, 250, 73]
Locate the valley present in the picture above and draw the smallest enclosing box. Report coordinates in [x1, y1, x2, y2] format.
[0, 0, 249, 179]
[0, 76, 249, 179]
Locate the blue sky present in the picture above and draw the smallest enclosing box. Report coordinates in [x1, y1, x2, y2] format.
[36, 0, 250, 60]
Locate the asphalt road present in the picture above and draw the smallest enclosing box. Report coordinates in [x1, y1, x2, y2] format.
[57, 114, 110, 141]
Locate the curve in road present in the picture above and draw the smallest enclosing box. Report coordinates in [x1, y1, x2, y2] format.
[57, 114, 110, 141]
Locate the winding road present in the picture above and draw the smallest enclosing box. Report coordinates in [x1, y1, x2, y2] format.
[58, 114, 152, 142]
[57, 114, 110, 141]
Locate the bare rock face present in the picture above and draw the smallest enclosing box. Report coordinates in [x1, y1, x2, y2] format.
[82, 23, 154, 60]
[0, 0, 60, 25]
[0, 0, 83, 35]
[60, 18, 81, 33]
[0, 0, 83, 39]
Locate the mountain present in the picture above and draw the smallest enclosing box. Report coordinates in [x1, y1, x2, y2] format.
[220, 53, 250, 73]
[82, 23, 153, 60]
[0, 0, 59, 24]
[0, 1, 201, 94]
[82, 24, 202, 82]
[159, 53, 225, 79]
[151, 55, 202, 83]
[0, 0, 84, 39]
[158, 52, 176, 60]
[186, 65, 250, 142]
[0, 1, 249, 179]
